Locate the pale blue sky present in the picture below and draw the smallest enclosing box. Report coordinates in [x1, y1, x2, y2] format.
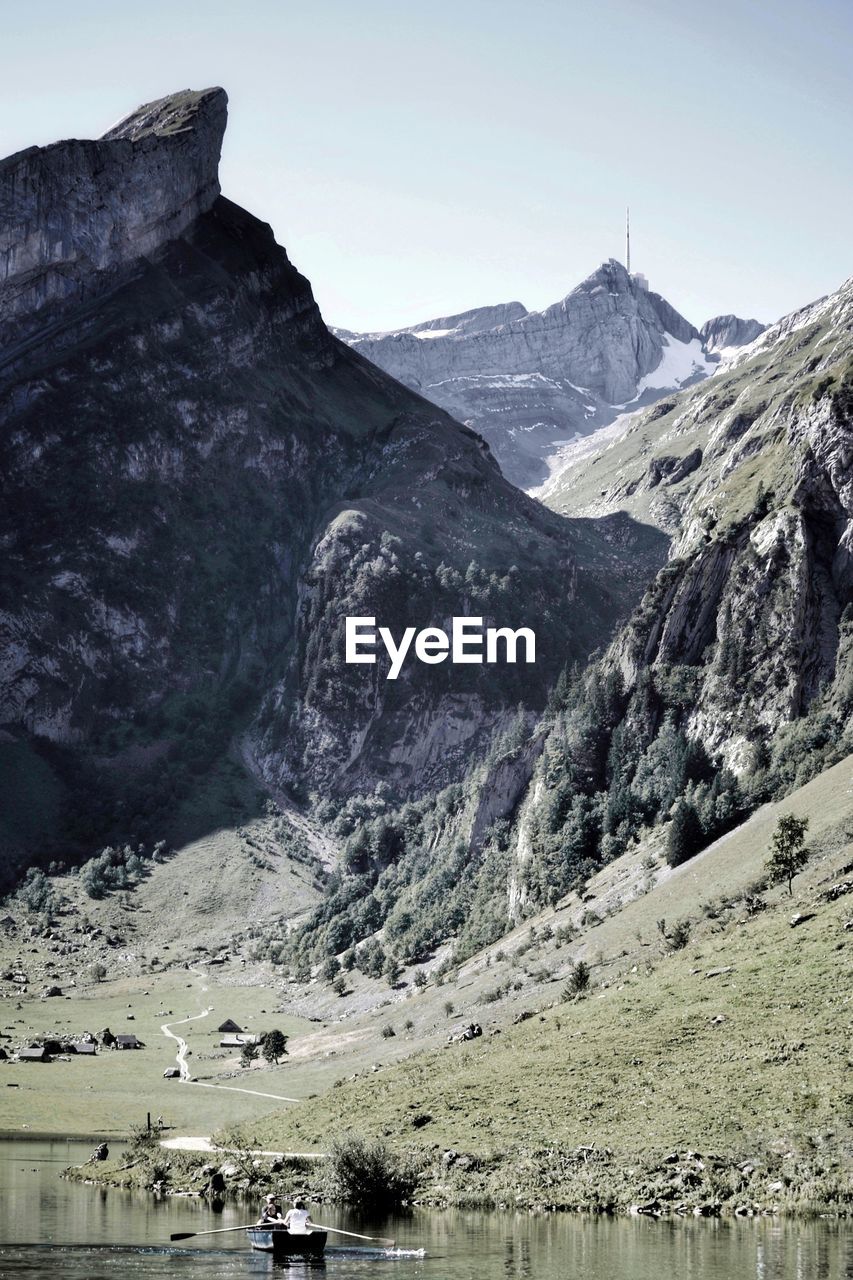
[1, 0, 850, 331]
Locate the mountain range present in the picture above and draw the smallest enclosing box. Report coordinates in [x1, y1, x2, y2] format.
[291, 270, 853, 966]
[2, 85, 851, 986]
[336, 267, 765, 490]
[0, 88, 662, 886]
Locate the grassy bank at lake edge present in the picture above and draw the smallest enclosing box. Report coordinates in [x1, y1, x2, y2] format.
[221, 843, 853, 1217]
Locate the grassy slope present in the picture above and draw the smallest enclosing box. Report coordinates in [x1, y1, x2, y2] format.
[542, 304, 845, 529]
[227, 755, 853, 1209]
[0, 966, 318, 1136]
[6, 755, 853, 1197]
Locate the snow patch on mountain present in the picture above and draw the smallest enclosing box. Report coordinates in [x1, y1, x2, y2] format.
[632, 336, 715, 397]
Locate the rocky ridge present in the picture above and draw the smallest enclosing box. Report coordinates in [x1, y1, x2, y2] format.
[336, 263, 760, 489]
[546, 276, 853, 770]
[699, 313, 765, 354]
[0, 88, 227, 353]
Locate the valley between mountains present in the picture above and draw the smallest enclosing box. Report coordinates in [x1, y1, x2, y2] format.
[1, 88, 851, 1216]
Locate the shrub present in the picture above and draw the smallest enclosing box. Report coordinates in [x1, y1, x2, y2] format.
[128, 1123, 160, 1155]
[562, 959, 591, 999]
[668, 919, 692, 950]
[658, 917, 692, 950]
[381, 1024, 396, 1039]
[324, 1135, 421, 1207]
[355, 940, 386, 979]
[17, 868, 56, 913]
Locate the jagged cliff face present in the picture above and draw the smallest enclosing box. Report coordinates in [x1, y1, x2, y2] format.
[699, 313, 765, 354]
[0, 89, 666, 876]
[0, 89, 227, 351]
[337, 262, 735, 489]
[279, 280, 853, 965]
[552, 278, 853, 770]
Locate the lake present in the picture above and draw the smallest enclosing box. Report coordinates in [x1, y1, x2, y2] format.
[0, 1138, 850, 1278]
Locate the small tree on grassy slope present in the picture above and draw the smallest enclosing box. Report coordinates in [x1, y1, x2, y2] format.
[262, 1029, 289, 1064]
[765, 814, 810, 895]
[240, 1042, 259, 1068]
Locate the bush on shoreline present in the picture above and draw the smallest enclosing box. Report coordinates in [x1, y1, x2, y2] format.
[322, 1134, 423, 1207]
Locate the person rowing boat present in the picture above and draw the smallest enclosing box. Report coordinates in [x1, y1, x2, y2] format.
[257, 1193, 284, 1225]
[247, 1194, 325, 1260]
[283, 1196, 316, 1233]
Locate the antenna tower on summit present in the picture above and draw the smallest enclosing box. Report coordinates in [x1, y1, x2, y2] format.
[625, 209, 648, 291]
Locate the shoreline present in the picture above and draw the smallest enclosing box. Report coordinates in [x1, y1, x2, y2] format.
[0, 1130, 123, 1145]
[60, 1139, 852, 1221]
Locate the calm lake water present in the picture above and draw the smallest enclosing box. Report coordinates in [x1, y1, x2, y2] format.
[0, 1139, 851, 1278]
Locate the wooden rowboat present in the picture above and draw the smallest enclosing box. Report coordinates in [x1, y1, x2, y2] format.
[246, 1226, 328, 1259]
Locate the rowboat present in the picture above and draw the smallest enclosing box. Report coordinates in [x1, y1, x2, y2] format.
[245, 1226, 328, 1260]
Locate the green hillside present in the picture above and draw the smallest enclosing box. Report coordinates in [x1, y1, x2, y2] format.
[227, 754, 853, 1213]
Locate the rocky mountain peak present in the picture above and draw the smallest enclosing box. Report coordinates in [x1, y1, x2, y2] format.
[339, 257, 713, 488]
[571, 257, 632, 294]
[0, 87, 227, 346]
[101, 86, 227, 143]
[699, 313, 765, 353]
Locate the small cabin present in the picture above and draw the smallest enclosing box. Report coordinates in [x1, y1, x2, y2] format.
[217, 1019, 243, 1034]
[18, 1046, 50, 1062]
[115, 1034, 143, 1050]
[72, 1041, 97, 1055]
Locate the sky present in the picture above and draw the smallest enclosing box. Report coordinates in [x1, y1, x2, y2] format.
[1, 0, 850, 332]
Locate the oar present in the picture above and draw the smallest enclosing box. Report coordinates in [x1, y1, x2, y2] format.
[312, 1223, 396, 1248]
[170, 1223, 258, 1241]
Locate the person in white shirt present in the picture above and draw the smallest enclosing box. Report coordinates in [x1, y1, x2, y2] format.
[283, 1197, 315, 1234]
